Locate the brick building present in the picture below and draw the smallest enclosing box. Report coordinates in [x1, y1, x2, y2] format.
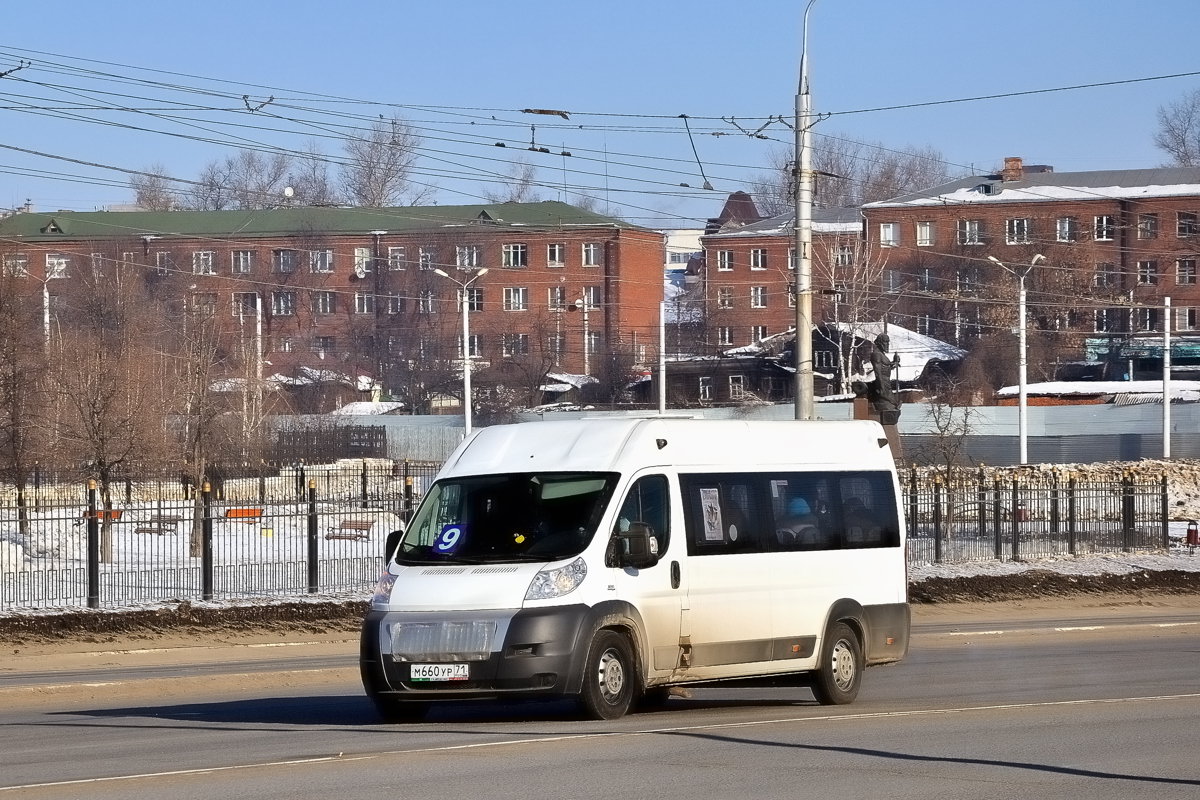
[862, 158, 1200, 379]
[0, 202, 665, 412]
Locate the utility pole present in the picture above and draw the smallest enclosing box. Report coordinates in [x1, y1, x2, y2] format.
[794, 0, 818, 420]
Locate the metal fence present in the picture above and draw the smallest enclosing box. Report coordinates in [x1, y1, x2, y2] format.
[901, 468, 1171, 564]
[0, 460, 440, 612]
[0, 462, 1181, 612]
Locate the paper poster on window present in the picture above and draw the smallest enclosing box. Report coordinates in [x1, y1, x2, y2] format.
[770, 479, 788, 499]
[699, 488, 723, 542]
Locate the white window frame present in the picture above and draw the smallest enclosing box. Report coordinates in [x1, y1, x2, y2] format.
[548, 286, 567, 311]
[419, 246, 436, 270]
[312, 290, 336, 315]
[1137, 260, 1158, 285]
[1179, 212, 1198, 238]
[503, 286, 528, 311]
[502, 333, 530, 357]
[699, 376, 713, 401]
[1177, 307, 1197, 331]
[354, 247, 373, 274]
[89, 252, 104, 277]
[502, 243, 529, 269]
[154, 251, 173, 276]
[879, 223, 899, 247]
[272, 249, 296, 273]
[456, 245, 481, 269]
[547, 243, 565, 267]
[716, 250, 733, 271]
[883, 269, 901, 294]
[788, 247, 796, 271]
[957, 219, 982, 245]
[231, 292, 258, 317]
[231, 250, 254, 275]
[189, 292, 217, 314]
[750, 248, 768, 270]
[916, 221, 934, 247]
[717, 327, 733, 346]
[750, 286, 766, 309]
[729, 375, 745, 400]
[384, 294, 403, 314]
[1005, 218, 1031, 245]
[309, 249, 334, 273]
[717, 287, 733, 309]
[1056, 217, 1078, 243]
[2, 253, 29, 277]
[388, 246, 407, 270]
[1138, 213, 1159, 240]
[459, 333, 482, 358]
[355, 292, 375, 314]
[1177, 259, 1197, 286]
[418, 290, 436, 314]
[586, 329, 601, 355]
[191, 250, 216, 276]
[582, 242, 601, 267]
[1094, 215, 1116, 242]
[272, 291, 296, 316]
[751, 325, 767, 342]
[463, 287, 483, 312]
[833, 244, 853, 267]
[583, 285, 601, 310]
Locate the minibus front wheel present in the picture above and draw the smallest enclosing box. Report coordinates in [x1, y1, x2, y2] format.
[579, 629, 636, 720]
[811, 621, 862, 705]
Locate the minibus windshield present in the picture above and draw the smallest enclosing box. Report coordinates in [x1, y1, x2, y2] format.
[396, 472, 618, 565]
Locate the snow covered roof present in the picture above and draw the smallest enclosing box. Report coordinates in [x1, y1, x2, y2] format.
[330, 401, 406, 415]
[704, 208, 861, 238]
[843, 321, 965, 383]
[865, 166, 1200, 208]
[539, 372, 599, 392]
[266, 367, 371, 388]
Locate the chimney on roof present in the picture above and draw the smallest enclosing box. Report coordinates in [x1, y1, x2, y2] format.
[1001, 157, 1024, 182]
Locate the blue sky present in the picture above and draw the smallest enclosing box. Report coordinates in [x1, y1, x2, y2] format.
[2, 0, 1199, 227]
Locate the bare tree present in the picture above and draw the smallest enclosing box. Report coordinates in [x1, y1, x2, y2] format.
[0, 269, 48, 535]
[288, 143, 341, 207]
[750, 135, 953, 214]
[129, 163, 177, 211]
[341, 114, 430, 207]
[482, 158, 543, 204]
[1155, 88, 1200, 166]
[187, 150, 295, 210]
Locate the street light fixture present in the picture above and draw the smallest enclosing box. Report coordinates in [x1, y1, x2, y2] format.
[432, 267, 488, 436]
[988, 253, 1045, 464]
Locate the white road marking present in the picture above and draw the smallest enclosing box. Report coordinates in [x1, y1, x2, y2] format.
[4, 692, 1200, 792]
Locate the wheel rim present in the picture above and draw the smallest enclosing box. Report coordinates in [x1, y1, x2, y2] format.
[596, 647, 626, 703]
[830, 638, 856, 691]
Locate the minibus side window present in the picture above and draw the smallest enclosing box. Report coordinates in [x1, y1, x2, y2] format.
[680, 475, 766, 556]
[614, 475, 670, 555]
[838, 474, 899, 548]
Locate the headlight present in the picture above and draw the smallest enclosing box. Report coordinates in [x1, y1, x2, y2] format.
[371, 570, 397, 606]
[525, 557, 587, 601]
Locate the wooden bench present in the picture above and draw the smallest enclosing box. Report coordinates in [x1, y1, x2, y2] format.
[134, 514, 183, 535]
[326, 518, 375, 541]
[224, 508, 263, 524]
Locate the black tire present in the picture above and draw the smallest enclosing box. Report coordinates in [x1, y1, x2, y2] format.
[367, 692, 430, 723]
[636, 685, 672, 711]
[810, 621, 862, 705]
[579, 629, 637, 720]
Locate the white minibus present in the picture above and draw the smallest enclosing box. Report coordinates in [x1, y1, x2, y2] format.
[361, 418, 909, 721]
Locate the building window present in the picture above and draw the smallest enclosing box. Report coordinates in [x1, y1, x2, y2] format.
[956, 267, 978, 294]
[276, 337, 293, 353]
[232, 250, 254, 274]
[788, 283, 796, 308]
[879, 223, 899, 247]
[750, 286, 766, 308]
[502, 243, 528, 268]
[312, 291, 336, 315]
[788, 247, 796, 271]
[121, 251, 136, 268]
[882, 269, 901, 294]
[232, 292, 258, 316]
[1056, 217, 1078, 242]
[502, 333, 530, 357]
[1178, 212, 1198, 238]
[2, 253, 29, 277]
[418, 290, 436, 314]
[582, 242, 602, 267]
[699, 376, 713, 401]
[832, 245, 854, 267]
[503, 287, 528, 311]
[312, 336, 335, 357]
[456, 245, 481, 269]
[586, 330, 601, 355]
[1135, 308, 1159, 331]
[1094, 308, 1114, 332]
[1094, 215, 1116, 241]
[271, 291, 296, 316]
[1094, 262, 1118, 288]
[547, 243, 565, 267]
[752, 325, 767, 342]
[548, 286, 567, 311]
[916, 221, 934, 247]
[462, 287, 483, 312]
[583, 285, 601, 310]
[355, 292, 375, 314]
[729, 375, 745, 400]
[750, 248, 768, 270]
[89, 252, 104, 277]
[388, 246, 407, 270]
[547, 333, 565, 357]
[717, 326, 733, 346]
[1177, 259, 1197, 285]
[1137, 260, 1159, 285]
[917, 267, 933, 291]
[349, 247, 370, 276]
[1138, 213, 1159, 239]
[716, 250, 733, 271]
[189, 292, 217, 314]
[191, 250, 215, 275]
[419, 246, 436, 270]
[957, 219, 982, 245]
[1178, 307, 1198, 331]
[717, 287, 733, 309]
[459, 333, 481, 358]
[916, 314, 932, 336]
[384, 294, 403, 314]
[272, 249, 296, 273]
[153, 251, 174, 276]
[1005, 218, 1031, 245]
[309, 249, 334, 273]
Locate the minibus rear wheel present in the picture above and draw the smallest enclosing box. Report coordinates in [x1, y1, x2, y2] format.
[580, 629, 636, 720]
[811, 621, 862, 705]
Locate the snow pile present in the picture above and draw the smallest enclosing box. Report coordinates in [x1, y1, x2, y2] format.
[911, 550, 1200, 582]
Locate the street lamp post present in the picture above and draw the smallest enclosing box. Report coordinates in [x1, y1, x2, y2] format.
[988, 253, 1045, 464]
[793, 0, 819, 421]
[433, 267, 488, 436]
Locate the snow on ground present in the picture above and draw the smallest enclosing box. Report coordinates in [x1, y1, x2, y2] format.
[911, 549, 1200, 581]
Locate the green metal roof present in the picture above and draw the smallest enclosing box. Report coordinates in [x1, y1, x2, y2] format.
[0, 201, 648, 242]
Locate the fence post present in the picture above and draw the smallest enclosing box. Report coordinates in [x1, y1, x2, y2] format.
[307, 479, 319, 593]
[1161, 475, 1170, 550]
[977, 467, 987, 543]
[1011, 478, 1020, 561]
[1122, 472, 1134, 553]
[908, 468, 918, 544]
[258, 460, 266, 506]
[993, 477, 1002, 561]
[1068, 473, 1077, 556]
[202, 481, 214, 602]
[361, 459, 369, 509]
[86, 479, 100, 609]
[1050, 472, 1060, 537]
[933, 478, 943, 563]
[404, 460, 415, 522]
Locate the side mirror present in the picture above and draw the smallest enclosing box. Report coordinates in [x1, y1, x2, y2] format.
[384, 529, 404, 562]
[610, 522, 660, 569]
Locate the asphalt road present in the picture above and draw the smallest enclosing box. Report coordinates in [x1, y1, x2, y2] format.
[2, 602, 1199, 799]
